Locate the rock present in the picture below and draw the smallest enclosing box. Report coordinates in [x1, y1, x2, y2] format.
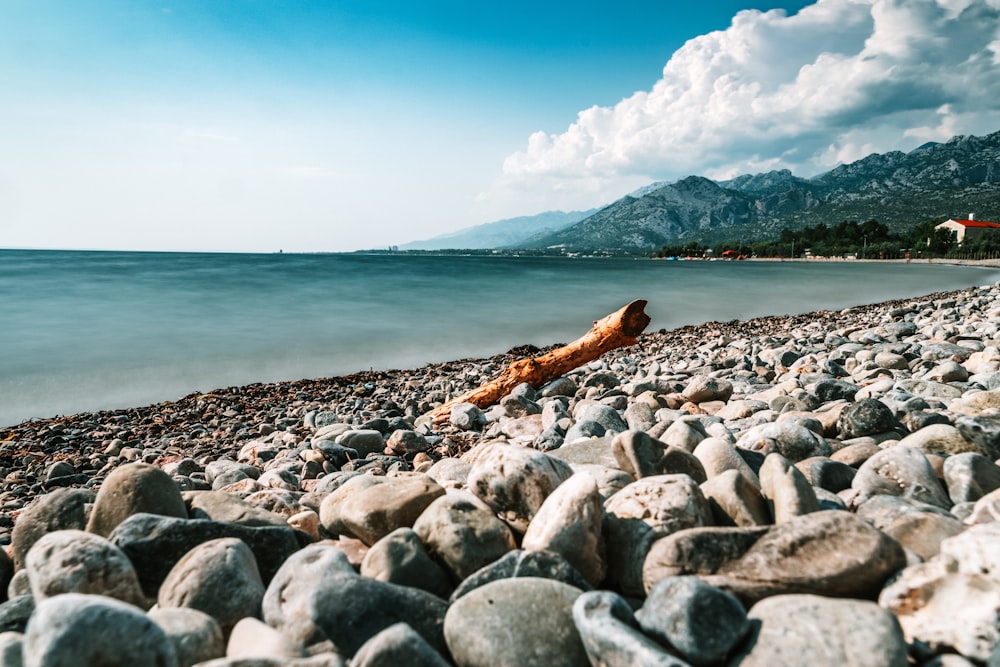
[692, 438, 760, 487]
[733, 594, 908, 666]
[23, 593, 178, 666]
[158, 537, 265, 634]
[735, 422, 832, 462]
[759, 453, 819, 523]
[851, 445, 952, 509]
[351, 622, 449, 667]
[187, 491, 288, 527]
[148, 607, 225, 667]
[603, 475, 713, 596]
[0, 596, 33, 634]
[954, 414, 1000, 460]
[944, 452, 1000, 504]
[262, 545, 448, 657]
[449, 403, 485, 431]
[318, 475, 382, 537]
[86, 462, 188, 537]
[522, 474, 606, 586]
[700, 469, 770, 527]
[813, 378, 860, 402]
[0, 632, 21, 667]
[643, 511, 905, 604]
[636, 576, 748, 666]
[660, 418, 709, 453]
[612, 430, 666, 479]
[360, 528, 453, 598]
[830, 442, 881, 468]
[226, 617, 306, 659]
[467, 443, 574, 534]
[444, 577, 588, 667]
[570, 464, 634, 500]
[682, 376, 733, 403]
[412, 492, 516, 582]
[623, 402, 656, 432]
[334, 474, 445, 546]
[108, 513, 302, 598]
[881, 511, 965, 561]
[24, 529, 145, 608]
[572, 591, 686, 667]
[898, 423, 985, 458]
[10, 488, 91, 571]
[335, 429, 385, 457]
[450, 549, 592, 602]
[837, 398, 897, 438]
[386, 429, 431, 454]
[806, 459, 856, 493]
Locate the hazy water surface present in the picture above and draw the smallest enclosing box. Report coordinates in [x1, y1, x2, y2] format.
[3, 250, 998, 427]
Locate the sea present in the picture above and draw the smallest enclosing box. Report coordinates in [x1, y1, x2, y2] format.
[3, 249, 999, 428]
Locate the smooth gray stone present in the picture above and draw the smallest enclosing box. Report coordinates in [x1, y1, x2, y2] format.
[23, 593, 178, 667]
[735, 422, 832, 462]
[0, 631, 21, 667]
[944, 452, 1000, 504]
[682, 376, 733, 403]
[148, 607, 225, 667]
[204, 459, 260, 484]
[852, 445, 952, 509]
[262, 545, 447, 657]
[700, 469, 770, 527]
[158, 537, 265, 634]
[574, 403, 629, 434]
[445, 577, 588, 667]
[109, 513, 303, 598]
[334, 429, 386, 457]
[732, 594, 908, 666]
[838, 398, 897, 439]
[572, 591, 688, 667]
[450, 549, 592, 603]
[637, 576, 748, 666]
[311, 441, 358, 468]
[855, 495, 957, 532]
[955, 414, 1000, 460]
[0, 596, 34, 634]
[564, 420, 607, 444]
[360, 528, 453, 598]
[10, 488, 91, 571]
[186, 491, 288, 527]
[86, 462, 188, 538]
[350, 623, 450, 667]
[624, 401, 657, 432]
[813, 378, 861, 402]
[808, 459, 856, 493]
[449, 403, 486, 431]
[612, 430, 666, 478]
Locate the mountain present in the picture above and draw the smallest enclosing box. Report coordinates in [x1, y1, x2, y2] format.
[399, 209, 596, 250]
[521, 130, 1000, 251]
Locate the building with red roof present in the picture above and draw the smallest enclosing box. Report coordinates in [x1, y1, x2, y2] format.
[935, 215, 1000, 243]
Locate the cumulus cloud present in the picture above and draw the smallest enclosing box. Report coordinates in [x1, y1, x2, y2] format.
[488, 0, 1000, 210]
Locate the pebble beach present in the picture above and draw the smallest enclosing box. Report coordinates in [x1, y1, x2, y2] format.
[4, 279, 1000, 666]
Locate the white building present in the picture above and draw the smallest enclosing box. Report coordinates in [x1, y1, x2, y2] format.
[935, 214, 1000, 244]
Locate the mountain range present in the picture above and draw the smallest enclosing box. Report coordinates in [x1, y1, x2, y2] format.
[400, 130, 1000, 252]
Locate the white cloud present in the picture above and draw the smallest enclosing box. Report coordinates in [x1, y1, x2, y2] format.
[487, 0, 1000, 212]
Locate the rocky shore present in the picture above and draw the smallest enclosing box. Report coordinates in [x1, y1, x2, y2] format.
[3, 282, 1000, 665]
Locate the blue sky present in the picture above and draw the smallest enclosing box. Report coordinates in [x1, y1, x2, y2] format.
[2, 0, 999, 252]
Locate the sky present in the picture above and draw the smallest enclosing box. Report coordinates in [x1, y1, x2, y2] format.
[2, 0, 1000, 253]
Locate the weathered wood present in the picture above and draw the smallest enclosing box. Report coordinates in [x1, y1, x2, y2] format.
[426, 299, 651, 425]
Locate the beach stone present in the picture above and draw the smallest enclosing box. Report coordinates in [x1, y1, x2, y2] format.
[467, 442, 574, 534]
[612, 430, 666, 478]
[205, 460, 260, 485]
[851, 445, 952, 509]
[148, 607, 225, 667]
[660, 418, 709, 453]
[759, 453, 819, 523]
[643, 511, 905, 604]
[186, 490, 288, 527]
[895, 378, 964, 400]
[548, 435, 618, 468]
[570, 464, 633, 500]
[733, 594, 907, 666]
[24, 529, 145, 608]
[965, 486, 1000, 524]
[954, 413, 1000, 460]
[334, 429, 385, 457]
[450, 549, 592, 602]
[86, 462, 188, 537]
[262, 544, 447, 657]
[735, 421, 831, 462]
[623, 401, 656, 432]
[385, 428, 430, 454]
[449, 403, 485, 431]
[318, 475, 382, 537]
[444, 577, 587, 667]
[875, 351, 910, 370]
[574, 403, 628, 433]
[542, 376, 578, 397]
[227, 617, 306, 660]
[944, 452, 1000, 504]
[6, 571, 29, 600]
[312, 441, 358, 468]
[522, 474, 606, 586]
[0, 632, 21, 667]
[412, 491, 516, 582]
[881, 511, 965, 560]
[564, 420, 607, 444]
[692, 437, 760, 487]
[898, 423, 985, 457]
[572, 591, 685, 667]
[10, 488, 90, 571]
[360, 528, 452, 598]
[424, 458, 471, 488]
[700, 469, 770, 527]
[603, 475, 713, 596]
[812, 378, 860, 402]
[637, 576, 748, 666]
[830, 441, 882, 468]
[806, 458, 856, 493]
[714, 399, 767, 421]
[837, 398, 897, 439]
[109, 513, 302, 598]
[23, 593, 178, 667]
[335, 474, 445, 545]
[854, 495, 956, 532]
[158, 537, 265, 634]
[351, 622, 450, 667]
[0, 596, 33, 634]
[682, 376, 732, 403]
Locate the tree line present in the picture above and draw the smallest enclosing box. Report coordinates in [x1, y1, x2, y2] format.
[654, 218, 1000, 261]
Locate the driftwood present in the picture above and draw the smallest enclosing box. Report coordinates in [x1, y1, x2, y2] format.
[427, 299, 651, 425]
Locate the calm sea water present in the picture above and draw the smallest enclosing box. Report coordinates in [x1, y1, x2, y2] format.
[2, 250, 998, 427]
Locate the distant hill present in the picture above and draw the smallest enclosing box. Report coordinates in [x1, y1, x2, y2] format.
[521, 130, 1000, 251]
[399, 209, 596, 250]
